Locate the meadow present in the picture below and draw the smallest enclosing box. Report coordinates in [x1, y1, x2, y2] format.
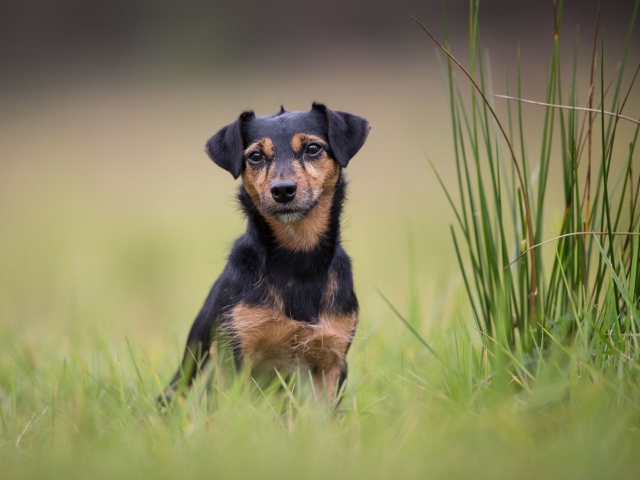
[1, 2, 640, 478]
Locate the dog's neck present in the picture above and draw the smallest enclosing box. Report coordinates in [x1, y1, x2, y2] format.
[239, 173, 346, 259]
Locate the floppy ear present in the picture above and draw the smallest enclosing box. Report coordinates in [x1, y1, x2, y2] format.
[204, 111, 255, 179]
[311, 102, 371, 168]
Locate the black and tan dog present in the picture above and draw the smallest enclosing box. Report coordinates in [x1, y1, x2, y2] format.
[162, 103, 370, 405]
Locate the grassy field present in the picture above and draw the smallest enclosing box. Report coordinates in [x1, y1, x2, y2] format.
[2, 2, 640, 478]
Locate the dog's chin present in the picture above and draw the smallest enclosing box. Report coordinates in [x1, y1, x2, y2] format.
[270, 209, 309, 224]
[261, 198, 319, 224]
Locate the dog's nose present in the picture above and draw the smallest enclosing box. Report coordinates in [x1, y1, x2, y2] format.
[270, 180, 297, 203]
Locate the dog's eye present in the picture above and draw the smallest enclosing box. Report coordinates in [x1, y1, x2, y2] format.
[247, 151, 264, 163]
[305, 143, 322, 156]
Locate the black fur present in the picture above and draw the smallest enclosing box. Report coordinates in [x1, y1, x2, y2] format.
[204, 110, 255, 179]
[312, 102, 370, 168]
[162, 104, 370, 402]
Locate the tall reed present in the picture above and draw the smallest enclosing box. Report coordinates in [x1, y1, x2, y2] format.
[417, 0, 640, 373]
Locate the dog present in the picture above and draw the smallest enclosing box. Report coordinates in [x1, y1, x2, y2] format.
[161, 103, 370, 406]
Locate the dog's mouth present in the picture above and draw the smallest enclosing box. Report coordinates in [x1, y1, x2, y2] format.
[264, 199, 319, 224]
[271, 209, 308, 224]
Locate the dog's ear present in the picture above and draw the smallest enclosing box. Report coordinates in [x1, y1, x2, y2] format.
[311, 102, 371, 168]
[204, 111, 255, 179]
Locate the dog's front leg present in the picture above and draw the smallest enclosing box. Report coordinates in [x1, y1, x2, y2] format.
[159, 280, 222, 405]
[312, 362, 347, 407]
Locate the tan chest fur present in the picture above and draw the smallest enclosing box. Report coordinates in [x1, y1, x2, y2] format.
[228, 304, 357, 373]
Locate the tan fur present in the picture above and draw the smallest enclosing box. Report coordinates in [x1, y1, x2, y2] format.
[229, 304, 357, 401]
[322, 269, 339, 311]
[290, 133, 326, 154]
[242, 157, 270, 203]
[263, 277, 285, 311]
[242, 138, 275, 202]
[244, 137, 275, 159]
[312, 364, 342, 403]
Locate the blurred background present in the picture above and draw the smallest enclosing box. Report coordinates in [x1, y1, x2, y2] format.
[0, 0, 638, 369]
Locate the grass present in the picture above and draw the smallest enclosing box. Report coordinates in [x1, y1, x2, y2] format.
[1, 1, 640, 478]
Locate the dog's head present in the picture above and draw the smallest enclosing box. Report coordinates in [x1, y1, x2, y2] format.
[205, 103, 370, 224]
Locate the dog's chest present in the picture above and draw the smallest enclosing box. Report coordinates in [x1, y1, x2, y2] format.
[228, 304, 356, 371]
